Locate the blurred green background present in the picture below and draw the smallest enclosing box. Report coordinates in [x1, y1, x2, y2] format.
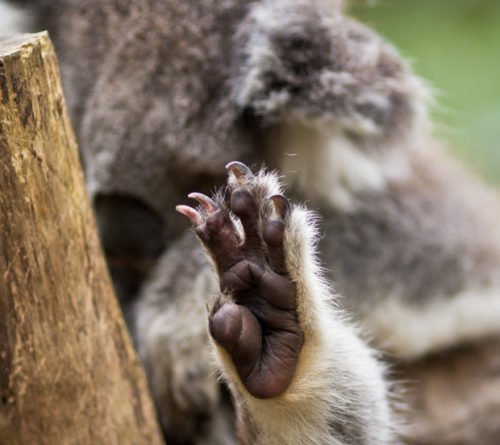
[352, 0, 500, 183]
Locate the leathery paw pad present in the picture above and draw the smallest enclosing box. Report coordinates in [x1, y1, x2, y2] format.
[176, 161, 304, 399]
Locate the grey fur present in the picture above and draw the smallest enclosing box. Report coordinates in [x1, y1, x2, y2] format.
[233, 0, 416, 142]
[320, 153, 500, 310]
[8, 0, 500, 443]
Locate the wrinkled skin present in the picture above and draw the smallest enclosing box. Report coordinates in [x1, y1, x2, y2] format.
[177, 162, 304, 399]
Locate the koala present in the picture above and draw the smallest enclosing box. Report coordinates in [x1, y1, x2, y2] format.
[7, 0, 500, 444]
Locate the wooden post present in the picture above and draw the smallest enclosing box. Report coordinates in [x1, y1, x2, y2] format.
[0, 33, 164, 445]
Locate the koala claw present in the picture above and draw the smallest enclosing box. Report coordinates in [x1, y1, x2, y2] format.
[175, 205, 204, 226]
[188, 192, 219, 214]
[225, 161, 252, 179]
[270, 194, 290, 220]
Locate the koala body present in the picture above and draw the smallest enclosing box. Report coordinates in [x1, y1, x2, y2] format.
[9, 0, 500, 444]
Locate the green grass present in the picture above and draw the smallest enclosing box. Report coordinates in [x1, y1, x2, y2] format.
[352, 0, 500, 182]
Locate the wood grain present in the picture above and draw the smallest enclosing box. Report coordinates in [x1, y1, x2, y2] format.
[0, 32, 164, 445]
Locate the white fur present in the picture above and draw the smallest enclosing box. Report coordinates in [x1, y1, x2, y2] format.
[0, 1, 32, 36]
[368, 289, 500, 359]
[274, 122, 413, 211]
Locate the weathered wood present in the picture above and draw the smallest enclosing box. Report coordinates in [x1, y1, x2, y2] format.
[0, 33, 164, 445]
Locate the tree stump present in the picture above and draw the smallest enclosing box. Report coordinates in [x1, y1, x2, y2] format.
[0, 33, 164, 445]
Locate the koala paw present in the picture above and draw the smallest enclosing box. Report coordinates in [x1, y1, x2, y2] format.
[177, 162, 304, 399]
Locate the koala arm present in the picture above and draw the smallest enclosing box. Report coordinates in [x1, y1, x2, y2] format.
[178, 163, 394, 445]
